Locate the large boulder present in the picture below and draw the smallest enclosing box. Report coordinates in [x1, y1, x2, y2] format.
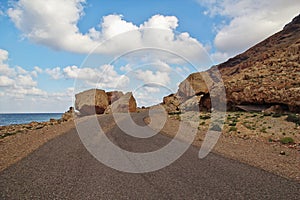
[75, 89, 109, 115]
[162, 94, 181, 114]
[108, 92, 137, 113]
[179, 95, 201, 111]
[106, 91, 124, 104]
[177, 72, 210, 98]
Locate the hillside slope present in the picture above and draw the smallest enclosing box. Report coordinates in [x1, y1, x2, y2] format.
[165, 14, 300, 113]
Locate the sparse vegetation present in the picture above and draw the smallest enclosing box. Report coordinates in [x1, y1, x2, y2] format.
[286, 114, 300, 125]
[260, 127, 267, 133]
[229, 127, 237, 132]
[229, 122, 237, 126]
[199, 114, 211, 120]
[272, 113, 282, 118]
[280, 137, 294, 144]
[263, 113, 272, 116]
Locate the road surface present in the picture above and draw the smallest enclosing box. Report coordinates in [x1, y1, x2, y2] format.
[1, 113, 299, 199]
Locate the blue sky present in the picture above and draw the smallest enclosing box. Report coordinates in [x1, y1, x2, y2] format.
[0, 0, 299, 112]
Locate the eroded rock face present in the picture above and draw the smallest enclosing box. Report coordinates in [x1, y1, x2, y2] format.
[179, 96, 201, 111]
[166, 14, 300, 113]
[110, 92, 137, 113]
[177, 72, 209, 98]
[75, 89, 109, 115]
[106, 91, 124, 104]
[162, 94, 182, 114]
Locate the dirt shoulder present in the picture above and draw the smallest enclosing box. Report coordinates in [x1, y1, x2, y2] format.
[0, 114, 118, 172]
[146, 111, 300, 182]
[0, 120, 76, 172]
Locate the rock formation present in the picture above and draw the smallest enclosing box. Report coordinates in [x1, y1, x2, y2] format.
[61, 107, 74, 121]
[163, 14, 300, 113]
[75, 89, 137, 115]
[106, 91, 124, 104]
[75, 89, 109, 115]
[108, 92, 137, 113]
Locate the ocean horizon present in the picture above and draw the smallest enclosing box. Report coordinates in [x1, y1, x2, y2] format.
[0, 113, 63, 126]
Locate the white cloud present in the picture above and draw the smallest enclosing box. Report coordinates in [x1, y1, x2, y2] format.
[144, 86, 160, 93]
[17, 74, 37, 88]
[0, 49, 8, 62]
[16, 66, 28, 74]
[0, 49, 16, 76]
[33, 66, 43, 73]
[0, 76, 15, 87]
[199, 0, 300, 62]
[135, 70, 170, 86]
[62, 64, 130, 89]
[0, 49, 76, 112]
[120, 64, 132, 72]
[7, 1, 207, 63]
[141, 15, 178, 30]
[100, 14, 138, 39]
[46, 67, 63, 80]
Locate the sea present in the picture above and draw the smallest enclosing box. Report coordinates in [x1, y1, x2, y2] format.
[0, 113, 63, 126]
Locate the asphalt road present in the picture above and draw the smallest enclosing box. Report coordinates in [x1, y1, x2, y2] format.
[1, 113, 299, 199]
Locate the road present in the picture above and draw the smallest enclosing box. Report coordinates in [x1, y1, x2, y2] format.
[1, 112, 299, 199]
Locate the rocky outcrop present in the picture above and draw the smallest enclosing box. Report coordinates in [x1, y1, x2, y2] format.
[61, 107, 74, 121]
[162, 94, 181, 113]
[106, 91, 124, 104]
[177, 72, 213, 98]
[179, 96, 201, 111]
[75, 89, 109, 115]
[75, 89, 137, 115]
[164, 14, 300, 113]
[107, 92, 137, 113]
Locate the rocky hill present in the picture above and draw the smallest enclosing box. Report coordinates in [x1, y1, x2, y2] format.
[164, 13, 300, 113]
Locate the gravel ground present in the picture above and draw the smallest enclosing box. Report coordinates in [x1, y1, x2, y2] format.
[145, 112, 300, 182]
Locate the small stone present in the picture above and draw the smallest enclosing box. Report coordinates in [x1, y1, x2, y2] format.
[280, 151, 286, 155]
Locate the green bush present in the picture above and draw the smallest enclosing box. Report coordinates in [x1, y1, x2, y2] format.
[229, 122, 237, 126]
[263, 113, 272, 116]
[280, 137, 294, 144]
[199, 115, 211, 120]
[286, 114, 300, 125]
[272, 113, 282, 118]
[229, 127, 237, 132]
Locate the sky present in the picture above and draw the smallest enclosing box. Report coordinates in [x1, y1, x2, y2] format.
[0, 0, 299, 113]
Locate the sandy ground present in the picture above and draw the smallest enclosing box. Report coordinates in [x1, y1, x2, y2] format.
[0, 112, 299, 182]
[0, 120, 75, 172]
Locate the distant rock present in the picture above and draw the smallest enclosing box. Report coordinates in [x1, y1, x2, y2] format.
[61, 107, 74, 121]
[75, 89, 109, 115]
